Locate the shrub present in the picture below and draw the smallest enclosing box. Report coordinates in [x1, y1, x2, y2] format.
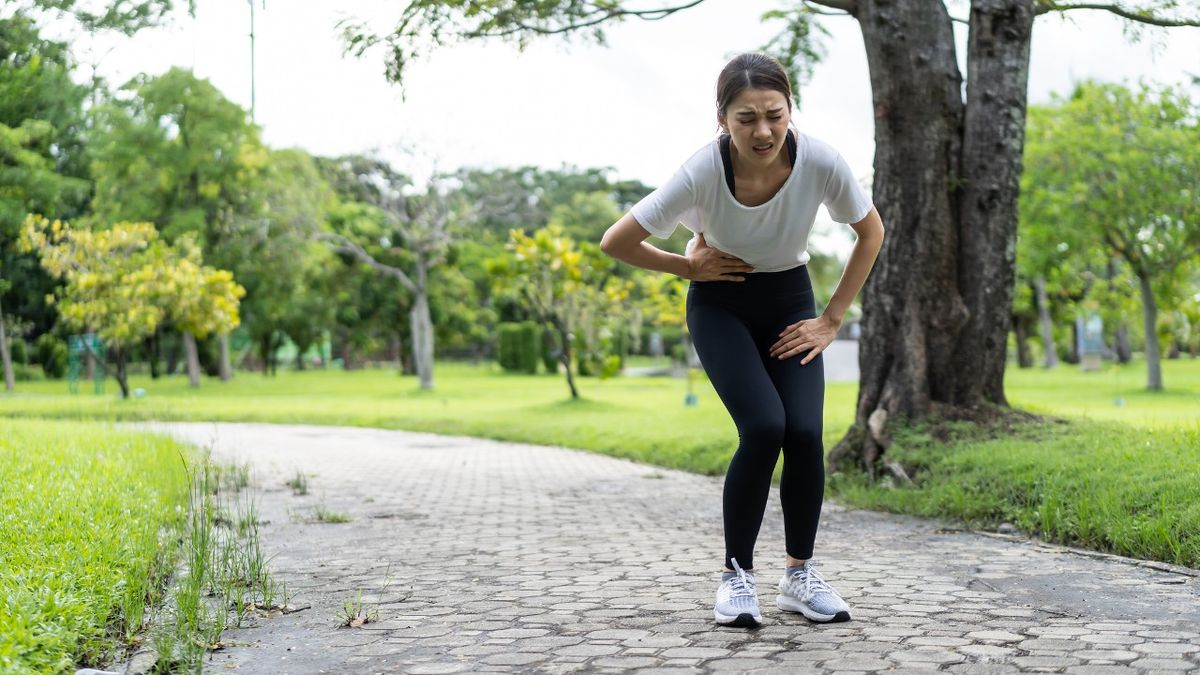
[34, 334, 69, 379]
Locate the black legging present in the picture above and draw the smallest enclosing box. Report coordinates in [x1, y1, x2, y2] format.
[686, 265, 825, 571]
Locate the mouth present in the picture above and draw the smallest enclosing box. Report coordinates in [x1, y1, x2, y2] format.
[752, 142, 773, 156]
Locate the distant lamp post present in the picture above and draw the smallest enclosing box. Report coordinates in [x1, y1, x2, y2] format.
[248, 0, 265, 121]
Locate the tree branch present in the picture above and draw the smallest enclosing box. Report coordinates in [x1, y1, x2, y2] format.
[469, 0, 712, 38]
[315, 231, 417, 293]
[1035, 2, 1200, 27]
[805, 0, 857, 13]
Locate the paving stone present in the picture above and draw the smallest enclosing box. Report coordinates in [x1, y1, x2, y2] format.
[137, 423, 1200, 675]
[1128, 657, 1196, 670]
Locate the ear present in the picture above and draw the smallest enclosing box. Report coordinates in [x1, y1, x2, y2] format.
[716, 112, 728, 134]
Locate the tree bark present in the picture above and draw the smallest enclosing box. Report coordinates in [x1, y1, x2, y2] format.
[183, 332, 202, 387]
[219, 333, 232, 381]
[1034, 274, 1058, 368]
[114, 347, 129, 399]
[554, 317, 579, 400]
[165, 331, 180, 375]
[0, 296, 14, 392]
[410, 261, 435, 390]
[148, 327, 161, 379]
[952, 0, 1035, 404]
[1137, 274, 1163, 390]
[1066, 320, 1080, 365]
[1013, 313, 1033, 368]
[830, 0, 1035, 475]
[1114, 323, 1132, 363]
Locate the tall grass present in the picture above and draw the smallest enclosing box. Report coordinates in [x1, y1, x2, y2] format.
[0, 420, 188, 674]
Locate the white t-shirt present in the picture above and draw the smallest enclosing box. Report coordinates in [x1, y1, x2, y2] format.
[629, 131, 872, 272]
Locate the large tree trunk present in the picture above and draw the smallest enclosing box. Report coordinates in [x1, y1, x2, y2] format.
[183, 332, 202, 388]
[830, 0, 1034, 476]
[1034, 274, 1058, 368]
[0, 296, 13, 392]
[409, 261, 435, 390]
[1137, 274, 1163, 390]
[219, 333, 232, 381]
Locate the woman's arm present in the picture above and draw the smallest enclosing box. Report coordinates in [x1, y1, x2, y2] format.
[769, 206, 885, 364]
[600, 212, 692, 278]
[822, 206, 885, 326]
[600, 213, 755, 282]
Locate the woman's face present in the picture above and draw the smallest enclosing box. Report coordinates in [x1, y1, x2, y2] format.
[720, 88, 792, 169]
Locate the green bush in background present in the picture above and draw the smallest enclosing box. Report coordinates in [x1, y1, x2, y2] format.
[34, 335, 68, 380]
[497, 321, 541, 374]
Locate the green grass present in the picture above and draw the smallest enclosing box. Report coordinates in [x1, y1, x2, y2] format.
[1006, 357, 1200, 427]
[831, 418, 1200, 567]
[0, 362, 858, 476]
[0, 419, 189, 674]
[2, 356, 1198, 568]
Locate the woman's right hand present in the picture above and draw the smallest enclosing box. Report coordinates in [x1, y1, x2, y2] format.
[686, 233, 755, 281]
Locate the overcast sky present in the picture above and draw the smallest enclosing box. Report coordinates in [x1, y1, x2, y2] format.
[50, 1, 1198, 255]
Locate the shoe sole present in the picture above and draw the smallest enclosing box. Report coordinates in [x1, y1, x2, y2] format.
[713, 609, 762, 627]
[775, 594, 851, 623]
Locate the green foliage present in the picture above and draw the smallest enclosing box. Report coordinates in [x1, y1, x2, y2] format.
[20, 217, 244, 395]
[88, 67, 267, 250]
[0, 13, 92, 336]
[497, 321, 540, 374]
[16, 0, 186, 35]
[8, 338, 27, 365]
[33, 333, 67, 379]
[0, 419, 189, 673]
[1022, 81, 1200, 383]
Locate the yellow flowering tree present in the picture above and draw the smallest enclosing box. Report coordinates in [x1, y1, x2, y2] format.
[489, 225, 588, 399]
[19, 216, 244, 397]
[169, 238, 246, 387]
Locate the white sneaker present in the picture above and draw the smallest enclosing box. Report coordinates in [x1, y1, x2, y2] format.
[775, 559, 851, 622]
[713, 558, 762, 627]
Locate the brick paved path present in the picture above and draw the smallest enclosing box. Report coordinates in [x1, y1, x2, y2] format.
[146, 423, 1199, 674]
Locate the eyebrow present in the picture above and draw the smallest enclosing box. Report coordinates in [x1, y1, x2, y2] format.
[736, 107, 785, 116]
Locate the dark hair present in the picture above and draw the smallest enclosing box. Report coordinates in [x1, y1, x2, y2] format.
[716, 53, 794, 129]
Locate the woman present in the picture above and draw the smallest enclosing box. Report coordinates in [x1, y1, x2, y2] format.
[600, 53, 884, 628]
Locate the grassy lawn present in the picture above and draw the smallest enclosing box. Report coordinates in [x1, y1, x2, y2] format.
[0, 362, 856, 475]
[0, 419, 189, 674]
[2, 357, 1197, 568]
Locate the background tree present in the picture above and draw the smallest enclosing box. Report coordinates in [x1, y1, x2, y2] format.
[341, 0, 1200, 479]
[19, 217, 220, 398]
[318, 161, 455, 390]
[88, 66, 266, 378]
[235, 147, 332, 374]
[0, 14, 91, 389]
[1023, 82, 1200, 390]
[489, 225, 612, 399]
[167, 237, 246, 387]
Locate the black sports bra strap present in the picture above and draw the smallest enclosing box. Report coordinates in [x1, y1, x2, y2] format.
[720, 130, 798, 199]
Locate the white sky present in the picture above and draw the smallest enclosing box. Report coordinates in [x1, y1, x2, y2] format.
[54, 1, 1200, 252]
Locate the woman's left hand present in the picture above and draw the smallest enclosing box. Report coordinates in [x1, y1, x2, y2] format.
[769, 314, 842, 364]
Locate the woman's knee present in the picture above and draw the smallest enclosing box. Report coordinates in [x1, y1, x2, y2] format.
[738, 416, 786, 451]
[783, 424, 823, 454]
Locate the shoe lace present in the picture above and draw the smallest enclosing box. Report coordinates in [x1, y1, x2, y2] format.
[727, 557, 757, 599]
[789, 561, 834, 599]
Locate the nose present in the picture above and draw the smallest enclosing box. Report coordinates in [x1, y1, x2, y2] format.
[753, 120, 772, 140]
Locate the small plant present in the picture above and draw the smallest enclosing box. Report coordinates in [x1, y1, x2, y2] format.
[285, 471, 308, 495]
[313, 502, 351, 524]
[336, 590, 379, 628]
